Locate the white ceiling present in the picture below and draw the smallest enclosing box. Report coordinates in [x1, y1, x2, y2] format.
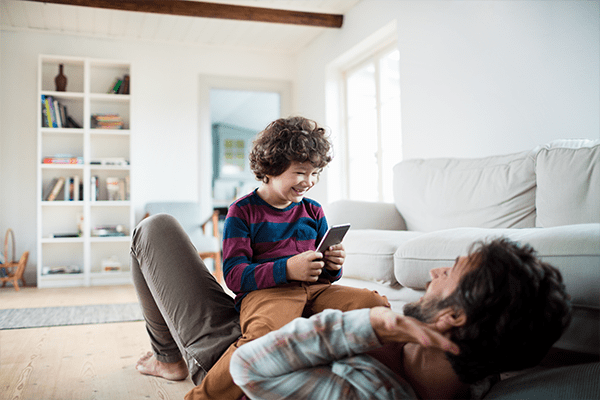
[0, 0, 360, 55]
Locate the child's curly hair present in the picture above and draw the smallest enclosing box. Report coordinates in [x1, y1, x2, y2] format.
[249, 116, 332, 182]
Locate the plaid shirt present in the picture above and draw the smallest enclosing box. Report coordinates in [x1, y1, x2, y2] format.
[230, 308, 417, 400]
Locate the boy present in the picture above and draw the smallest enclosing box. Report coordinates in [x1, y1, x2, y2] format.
[185, 116, 389, 400]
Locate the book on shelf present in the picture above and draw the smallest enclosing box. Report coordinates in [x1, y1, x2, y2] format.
[42, 95, 57, 128]
[67, 115, 82, 128]
[91, 114, 124, 129]
[53, 99, 63, 128]
[50, 233, 80, 238]
[120, 75, 130, 95]
[90, 157, 129, 166]
[90, 175, 99, 201]
[45, 176, 65, 201]
[42, 156, 83, 164]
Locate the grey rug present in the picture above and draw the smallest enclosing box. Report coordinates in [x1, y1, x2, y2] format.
[0, 303, 144, 330]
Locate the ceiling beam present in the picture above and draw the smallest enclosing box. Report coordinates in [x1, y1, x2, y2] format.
[25, 0, 344, 28]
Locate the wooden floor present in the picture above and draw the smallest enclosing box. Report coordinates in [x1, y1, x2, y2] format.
[0, 285, 196, 400]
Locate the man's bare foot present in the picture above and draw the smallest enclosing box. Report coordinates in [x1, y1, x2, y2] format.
[136, 351, 189, 381]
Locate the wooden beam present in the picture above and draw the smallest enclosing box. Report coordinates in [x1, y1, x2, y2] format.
[26, 0, 344, 28]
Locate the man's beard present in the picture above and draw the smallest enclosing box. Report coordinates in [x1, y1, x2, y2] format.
[403, 295, 447, 323]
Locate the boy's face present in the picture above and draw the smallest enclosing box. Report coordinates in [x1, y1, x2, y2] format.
[261, 161, 320, 208]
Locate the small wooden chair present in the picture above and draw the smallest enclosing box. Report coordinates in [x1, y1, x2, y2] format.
[2, 229, 28, 291]
[1, 251, 29, 291]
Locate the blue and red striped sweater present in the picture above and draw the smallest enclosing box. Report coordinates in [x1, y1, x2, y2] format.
[222, 189, 342, 310]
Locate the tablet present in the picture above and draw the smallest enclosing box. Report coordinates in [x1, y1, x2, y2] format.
[316, 223, 351, 253]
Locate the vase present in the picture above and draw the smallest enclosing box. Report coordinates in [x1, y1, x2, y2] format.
[55, 64, 67, 92]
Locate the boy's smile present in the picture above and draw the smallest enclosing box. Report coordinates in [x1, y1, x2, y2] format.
[257, 161, 320, 208]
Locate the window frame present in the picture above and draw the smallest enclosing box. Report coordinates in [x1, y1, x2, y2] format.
[340, 40, 400, 203]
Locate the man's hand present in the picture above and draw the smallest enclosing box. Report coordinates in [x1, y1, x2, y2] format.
[323, 243, 345, 271]
[286, 251, 325, 282]
[369, 307, 460, 355]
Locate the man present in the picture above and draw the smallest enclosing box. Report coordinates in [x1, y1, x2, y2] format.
[229, 238, 572, 399]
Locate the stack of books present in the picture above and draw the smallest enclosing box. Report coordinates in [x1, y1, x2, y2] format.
[91, 114, 124, 129]
[42, 156, 83, 164]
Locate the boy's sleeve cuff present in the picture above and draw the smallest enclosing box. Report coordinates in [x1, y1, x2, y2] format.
[273, 258, 289, 284]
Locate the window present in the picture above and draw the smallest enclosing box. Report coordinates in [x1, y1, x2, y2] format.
[342, 46, 401, 202]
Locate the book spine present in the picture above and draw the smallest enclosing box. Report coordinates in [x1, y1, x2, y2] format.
[90, 176, 98, 201]
[112, 79, 123, 94]
[53, 99, 62, 128]
[43, 177, 58, 200]
[41, 95, 49, 127]
[74, 175, 80, 201]
[44, 96, 55, 128]
[65, 176, 72, 200]
[47, 96, 58, 128]
[47, 177, 65, 201]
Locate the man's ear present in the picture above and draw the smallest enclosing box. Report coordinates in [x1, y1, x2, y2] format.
[434, 308, 467, 333]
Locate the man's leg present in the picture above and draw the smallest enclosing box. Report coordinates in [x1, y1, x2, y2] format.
[131, 213, 240, 384]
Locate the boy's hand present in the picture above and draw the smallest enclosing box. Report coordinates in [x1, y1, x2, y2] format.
[323, 243, 345, 271]
[286, 251, 325, 282]
[369, 307, 460, 355]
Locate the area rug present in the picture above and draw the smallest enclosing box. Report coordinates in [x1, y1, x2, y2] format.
[0, 303, 143, 330]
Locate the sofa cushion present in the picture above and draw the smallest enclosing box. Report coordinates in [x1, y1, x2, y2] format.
[341, 229, 425, 286]
[393, 151, 536, 232]
[394, 224, 600, 309]
[534, 139, 600, 228]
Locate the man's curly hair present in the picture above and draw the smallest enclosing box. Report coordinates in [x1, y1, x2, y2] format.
[443, 238, 572, 383]
[249, 116, 332, 182]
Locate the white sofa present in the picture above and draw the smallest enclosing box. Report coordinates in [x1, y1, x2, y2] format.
[326, 139, 600, 357]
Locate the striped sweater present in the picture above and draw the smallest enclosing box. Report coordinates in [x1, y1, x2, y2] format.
[222, 189, 342, 310]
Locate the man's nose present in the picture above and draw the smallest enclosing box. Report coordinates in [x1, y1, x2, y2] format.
[430, 267, 450, 279]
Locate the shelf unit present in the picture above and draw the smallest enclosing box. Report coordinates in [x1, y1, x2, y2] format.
[37, 55, 133, 288]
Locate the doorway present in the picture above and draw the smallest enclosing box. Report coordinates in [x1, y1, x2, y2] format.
[197, 76, 292, 217]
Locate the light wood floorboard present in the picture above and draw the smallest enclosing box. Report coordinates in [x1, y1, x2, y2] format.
[0, 285, 195, 400]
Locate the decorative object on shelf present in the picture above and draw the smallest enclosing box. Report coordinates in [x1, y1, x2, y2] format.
[101, 256, 122, 272]
[54, 64, 67, 92]
[91, 225, 127, 237]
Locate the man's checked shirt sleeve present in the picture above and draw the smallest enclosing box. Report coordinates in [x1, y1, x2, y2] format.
[229, 308, 417, 400]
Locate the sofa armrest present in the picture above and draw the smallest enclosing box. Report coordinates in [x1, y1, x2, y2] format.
[324, 200, 407, 230]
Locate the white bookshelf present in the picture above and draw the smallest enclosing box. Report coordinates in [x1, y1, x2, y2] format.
[37, 55, 133, 288]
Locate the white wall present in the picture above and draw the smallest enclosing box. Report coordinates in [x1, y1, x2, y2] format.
[297, 0, 599, 199]
[0, 30, 295, 284]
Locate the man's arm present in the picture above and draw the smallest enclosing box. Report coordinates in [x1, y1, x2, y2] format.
[229, 309, 417, 400]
